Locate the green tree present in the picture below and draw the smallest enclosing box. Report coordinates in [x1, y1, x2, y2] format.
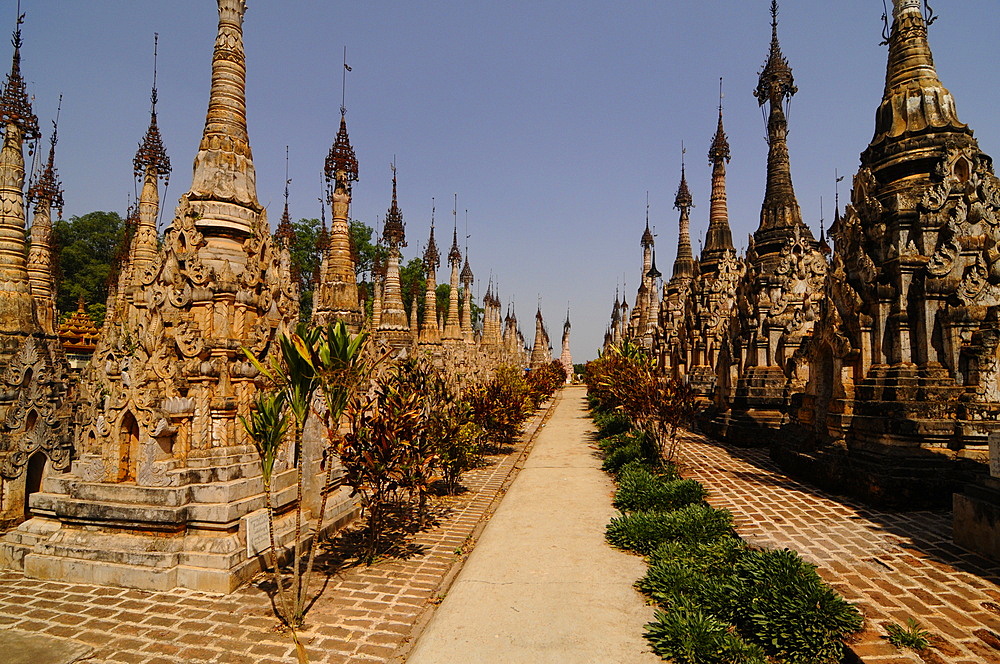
[53, 211, 125, 320]
[289, 218, 324, 321]
[400, 257, 425, 322]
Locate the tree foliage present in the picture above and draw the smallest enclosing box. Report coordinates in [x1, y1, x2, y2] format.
[52, 211, 125, 320]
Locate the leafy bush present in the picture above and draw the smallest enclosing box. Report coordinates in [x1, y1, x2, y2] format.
[600, 430, 660, 474]
[593, 411, 633, 439]
[466, 366, 531, 449]
[645, 602, 767, 664]
[731, 548, 864, 664]
[639, 538, 747, 615]
[606, 504, 734, 555]
[526, 360, 566, 406]
[614, 466, 707, 513]
[648, 537, 748, 573]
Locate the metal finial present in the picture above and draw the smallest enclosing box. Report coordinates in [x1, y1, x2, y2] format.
[835, 169, 844, 213]
[719, 76, 724, 113]
[340, 45, 351, 116]
[770, 0, 779, 33]
[924, 1, 937, 26]
[431, 197, 435, 227]
[880, 0, 891, 45]
[284, 145, 290, 203]
[12, 0, 23, 50]
[151, 33, 159, 111]
[319, 172, 326, 225]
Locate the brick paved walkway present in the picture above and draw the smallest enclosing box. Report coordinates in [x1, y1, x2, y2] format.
[679, 430, 1000, 664]
[0, 397, 557, 664]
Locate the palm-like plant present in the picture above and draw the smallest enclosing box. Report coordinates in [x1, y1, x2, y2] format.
[240, 322, 370, 641]
[238, 390, 291, 623]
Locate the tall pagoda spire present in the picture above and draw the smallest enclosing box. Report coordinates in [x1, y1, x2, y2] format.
[530, 304, 550, 369]
[129, 34, 171, 289]
[185, 0, 260, 254]
[420, 202, 441, 345]
[314, 103, 363, 329]
[701, 78, 735, 276]
[863, 0, 970, 178]
[460, 213, 474, 343]
[0, 8, 40, 332]
[752, 1, 812, 263]
[669, 151, 696, 286]
[377, 164, 411, 347]
[641, 193, 654, 273]
[442, 196, 463, 342]
[26, 99, 64, 335]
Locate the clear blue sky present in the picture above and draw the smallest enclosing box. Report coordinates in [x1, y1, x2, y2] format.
[12, 1, 1000, 360]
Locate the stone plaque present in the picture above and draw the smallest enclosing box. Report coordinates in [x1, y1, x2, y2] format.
[244, 509, 272, 557]
[988, 432, 1000, 479]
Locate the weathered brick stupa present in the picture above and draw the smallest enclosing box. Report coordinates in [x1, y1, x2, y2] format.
[684, 93, 745, 402]
[659, 161, 697, 375]
[375, 165, 414, 353]
[706, 1, 827, 445]
[778, 0, 1000, 513]
[560, 309, 573, 382]
[312, 109, 363, 331]
[0, 0, 353, 592]
[0, 13, 73, 531]
[529, 305, 551, 369]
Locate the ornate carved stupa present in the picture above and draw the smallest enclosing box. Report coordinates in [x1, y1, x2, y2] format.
[442, 209, 463, 343]
[660, 161, 697, 373]
[0, 1, 325, 592]
[313, 109, 362, 331]
[460, 252, 475, 344]
[780, 0, 999, 515]
[419, 209, 442, 346]
[559, 309, 573, 382]
[0, 13, 73, 530]
[709, 1, 827, 443]
[375, 166, 412, 352]
[529, 305, 551, 369]
[686, 94, 745, 400]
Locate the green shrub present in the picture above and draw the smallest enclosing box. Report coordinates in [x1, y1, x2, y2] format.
[614, 466, 707, 513]
[645, 603, 767, 664]
[648, 537, 748, 572]
[606, 505, 734, 555]
[593, 411, 632, 439]
[732, 549, 863, 664]
[639, 539, 748, 619]
[600, 430, 660, 474]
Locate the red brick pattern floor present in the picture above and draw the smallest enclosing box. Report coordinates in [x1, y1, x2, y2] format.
[0, 399, 556, 664]
[679, 430, 1000, 664]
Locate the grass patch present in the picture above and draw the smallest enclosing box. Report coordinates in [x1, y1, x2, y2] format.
[886, 618, 931, 650]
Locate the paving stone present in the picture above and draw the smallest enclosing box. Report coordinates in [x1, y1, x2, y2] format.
[679, 430, 1000, 664]
[0, 400, 553, 664]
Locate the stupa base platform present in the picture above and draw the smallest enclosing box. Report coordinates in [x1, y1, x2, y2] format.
[954, 478, 1000, 562]
[0, 460, 359, 593]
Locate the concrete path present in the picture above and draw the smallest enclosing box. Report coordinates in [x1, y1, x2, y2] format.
[0, 629, 93, 664]
[406, 385, 659, 664]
